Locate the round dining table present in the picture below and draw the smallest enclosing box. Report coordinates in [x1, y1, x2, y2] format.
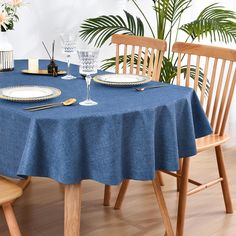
[0, 60, 212, 235]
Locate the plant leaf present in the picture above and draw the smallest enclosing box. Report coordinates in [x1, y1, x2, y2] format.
[155, 0, 191, 25]
[80, 10, 144, 47]
[180, 4, 236, 43]
[160, 56, 177, 83]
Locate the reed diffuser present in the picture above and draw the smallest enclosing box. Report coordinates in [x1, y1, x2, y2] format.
[42, 40, 58, 76]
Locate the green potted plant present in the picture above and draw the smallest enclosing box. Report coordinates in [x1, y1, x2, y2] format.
[79, 0, 236, 84]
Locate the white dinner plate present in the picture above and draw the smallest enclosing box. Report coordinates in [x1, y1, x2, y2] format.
[0, 85, 61, 102]
[93, 74, 151, 86]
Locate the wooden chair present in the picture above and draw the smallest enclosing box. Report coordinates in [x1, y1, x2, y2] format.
[165, 42, 235, 236]
[0, 176, 23, 236]
[111, 34, 166, 80]
[3, 176, 32, 190]
[104, 34, 167, 206]
[103, 34, 173, 235]
[104, 34, 167, 205]
[113, 41, 236, 235]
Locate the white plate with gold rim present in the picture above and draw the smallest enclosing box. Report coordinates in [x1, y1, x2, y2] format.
[93, 74, 151, 87]
[0, 85, 61, 102]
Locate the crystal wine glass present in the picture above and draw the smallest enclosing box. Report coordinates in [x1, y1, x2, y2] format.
[60, 33, 77, 80]
[77, 49, 99, 106]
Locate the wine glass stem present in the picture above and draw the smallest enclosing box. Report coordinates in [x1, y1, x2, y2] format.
[85, 75, 92, 101]
[66, 55, 71, 76]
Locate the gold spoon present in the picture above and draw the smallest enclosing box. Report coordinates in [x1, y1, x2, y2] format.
[24, 98, 77, 111]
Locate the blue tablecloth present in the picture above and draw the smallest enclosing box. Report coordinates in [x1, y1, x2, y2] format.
[0, 60, 212, 185]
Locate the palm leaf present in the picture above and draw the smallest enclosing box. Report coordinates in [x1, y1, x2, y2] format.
[101, 56, 121, 71]
[101, 51, 163, 77]
[101, 53, 146, 73]
[156, 0, 169, 39]
[80, 10, 144, 47]
[181, 66, 209, 93]
[180, 4, 236, 43]
[160, 57, 177, 83]
[155, 0, 191, 26]
[160, 57, 209, 92]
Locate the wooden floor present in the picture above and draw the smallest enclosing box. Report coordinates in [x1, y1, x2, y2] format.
[0, 147, 235, 236]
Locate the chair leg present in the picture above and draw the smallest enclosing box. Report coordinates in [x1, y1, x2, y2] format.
[152, 173, 174, 236]
[176, 158, 190, 236]
[114, 180, 130, 209]
[177, 159, 183, 192]
[215, 146, 233, 213]
[157, 171, 165, 186]
[103, 185, 111, 206]
[2, 203, 21, 236]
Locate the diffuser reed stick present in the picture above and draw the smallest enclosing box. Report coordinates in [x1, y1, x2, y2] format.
[42, 41, 52, 59]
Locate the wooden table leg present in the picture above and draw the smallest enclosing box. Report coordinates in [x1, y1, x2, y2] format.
[64, 184, 82, 236]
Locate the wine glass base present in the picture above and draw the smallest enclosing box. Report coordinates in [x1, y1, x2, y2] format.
[61, 75, 77, 80]
[79, 99, 97, 106]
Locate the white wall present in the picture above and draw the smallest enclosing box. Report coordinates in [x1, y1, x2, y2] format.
[9, 0, 127, 60]
[7, 0, 236, 146]
[10, 0, 236, 60]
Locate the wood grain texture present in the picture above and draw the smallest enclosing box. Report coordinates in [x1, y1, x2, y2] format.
[172, 42, 236, 61]
[0, 177, 23, 236]
[176, 158, 190, 236]
[172, 42, 236, 136]
[110, 34, 168, 212]
[112, 34, 167, 51]
[166, 42, 236, 236]
[64, 184, 81, 236]
[114, 180, 130, 210]
[2, 203, 21, 236]
[196, 134, 230, 152]
[215, 146, 233, 213]
[0, 177, 22, 205]
[152, 175, 174, 236]
[103, 185, 111, 206]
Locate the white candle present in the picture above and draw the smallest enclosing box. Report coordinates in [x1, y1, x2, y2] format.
[28, 58, 39, 72]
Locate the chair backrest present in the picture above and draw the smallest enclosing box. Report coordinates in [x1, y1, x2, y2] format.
[172, 42, 236, 136]
[111, 34, 167, 81]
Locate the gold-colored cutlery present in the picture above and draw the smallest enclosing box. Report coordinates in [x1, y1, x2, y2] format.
[24, 98, 77, 111]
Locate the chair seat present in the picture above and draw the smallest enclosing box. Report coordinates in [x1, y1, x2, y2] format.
[0, 177, 23, 205]
[196, 134, 230, 153]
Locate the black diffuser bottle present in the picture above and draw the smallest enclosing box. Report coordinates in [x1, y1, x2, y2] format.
[42, 40, 58, 76]
[47, 59, 58, 76]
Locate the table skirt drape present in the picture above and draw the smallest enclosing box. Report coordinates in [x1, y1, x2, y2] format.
[0, 60, 212, 185]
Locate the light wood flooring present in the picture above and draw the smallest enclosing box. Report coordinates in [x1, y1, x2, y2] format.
[0, 147, 235, 236]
